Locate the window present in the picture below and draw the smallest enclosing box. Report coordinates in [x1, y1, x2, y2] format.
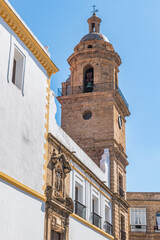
[92, 196, 98, 214]
[104, 206, 113, 235]
[88, 45, 93, 48]
[92, 196, 101, 228]
[155, 212, 160, 231]
[119, 174, 124, 197]
[12, 47, 25, 90]
[121, 215, 126, 240]
[74, 182, 86, 219]
[130, 208, 146, 232]
[75, 182, 83, 203]
[105, 206, 110, 222]
[92, 23, 95, 32]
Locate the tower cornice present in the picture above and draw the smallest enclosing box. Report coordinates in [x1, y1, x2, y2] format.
[68, 41, 121, 67]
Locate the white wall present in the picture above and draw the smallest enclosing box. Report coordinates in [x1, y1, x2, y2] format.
[69, 217, 111, 240]
[70, 165, 112, 224]
[0, 179, 45, 240]
[0, 17, 48, 194]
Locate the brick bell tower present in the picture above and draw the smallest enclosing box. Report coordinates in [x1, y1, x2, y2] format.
[57, 12, 130, 240]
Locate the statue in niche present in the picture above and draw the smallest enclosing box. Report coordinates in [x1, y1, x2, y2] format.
[49, 148, 71, 201]
[84, 68, 94, 92]
[55, 169, 62, 192]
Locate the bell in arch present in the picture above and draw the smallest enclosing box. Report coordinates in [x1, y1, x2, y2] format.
[86, 81, 93, 92]
[84, 67, 94, 93]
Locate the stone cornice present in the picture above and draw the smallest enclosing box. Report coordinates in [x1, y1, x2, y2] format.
[68, 46, 121, 67]
[113, 193, 130, 210]
[128, 199, 160, 202]
[48, 199, 73, 215]
[111, 147, 128, 167]
[0, 0, 58, 77]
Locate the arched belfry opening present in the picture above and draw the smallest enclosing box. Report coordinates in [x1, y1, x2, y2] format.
[83, 66, 94, 93]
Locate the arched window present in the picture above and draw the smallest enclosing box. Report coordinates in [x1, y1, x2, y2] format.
[83, 66, 94, 93]
[92, 23, 95, 32]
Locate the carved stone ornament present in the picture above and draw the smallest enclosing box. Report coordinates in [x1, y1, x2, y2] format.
[50, 149, 72, 201]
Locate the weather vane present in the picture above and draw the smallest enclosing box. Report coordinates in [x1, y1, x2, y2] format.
[91, 5, 98, 14]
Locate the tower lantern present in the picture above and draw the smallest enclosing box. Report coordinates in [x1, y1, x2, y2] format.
[87, 13, 101, 33]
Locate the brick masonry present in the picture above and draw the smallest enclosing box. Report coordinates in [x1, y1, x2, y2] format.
[127, 192, 160, 240]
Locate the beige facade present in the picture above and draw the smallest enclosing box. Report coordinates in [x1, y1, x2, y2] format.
[127, 192, 160, 240]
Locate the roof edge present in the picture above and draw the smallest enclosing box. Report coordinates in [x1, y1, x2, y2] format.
[0, 0, 58, 77]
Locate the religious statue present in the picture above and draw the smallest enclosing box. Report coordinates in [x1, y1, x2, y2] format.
[55, 170, 62, 192]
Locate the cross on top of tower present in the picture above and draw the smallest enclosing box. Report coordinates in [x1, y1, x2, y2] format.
[91, 5, 98, 15]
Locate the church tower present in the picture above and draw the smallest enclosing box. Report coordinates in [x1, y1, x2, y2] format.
[57, 12, 130, 240]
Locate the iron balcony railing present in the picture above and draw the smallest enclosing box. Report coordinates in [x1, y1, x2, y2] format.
[104, 221, 113, 235]
[118, 87, 129, 109]
[92, 212, 102, 229]
[121, 230, 126, 240]
[130, 225, 147, 232]
[154, 225, 160, 232]
[57, 83, 129, 109]
[74, 200, 86, 220]
[119, 187, 125, 198]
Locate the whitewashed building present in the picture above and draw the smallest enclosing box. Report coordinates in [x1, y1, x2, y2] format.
[49, 92, 114, 240]
[0, 1, 128, 240]
[0, 1, 58, 240]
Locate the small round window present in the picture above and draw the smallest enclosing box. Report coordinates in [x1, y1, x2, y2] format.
[83, 110, 92, 120]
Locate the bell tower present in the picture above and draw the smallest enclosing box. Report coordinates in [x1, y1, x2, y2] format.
[57, 12, 130, 240]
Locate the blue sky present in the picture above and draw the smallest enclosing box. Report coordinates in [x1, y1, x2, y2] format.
[9, 0, 160, 192]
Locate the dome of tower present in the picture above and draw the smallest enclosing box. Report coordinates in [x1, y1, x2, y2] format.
[80, 32, 109, 42]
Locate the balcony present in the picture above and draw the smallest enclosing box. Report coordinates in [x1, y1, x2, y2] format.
[154, 225, 160, 232]
[74, 200, 86, 219]
[130, 225, 147, 232]
[119, 187, 125, 198]
[121, 230, 126, 240]
[104, 221, 113, 235]
[92, 212, 101, 228]
[57, 83, 129, 109]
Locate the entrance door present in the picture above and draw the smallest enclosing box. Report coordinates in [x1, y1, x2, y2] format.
[51, 231, 60, 240]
